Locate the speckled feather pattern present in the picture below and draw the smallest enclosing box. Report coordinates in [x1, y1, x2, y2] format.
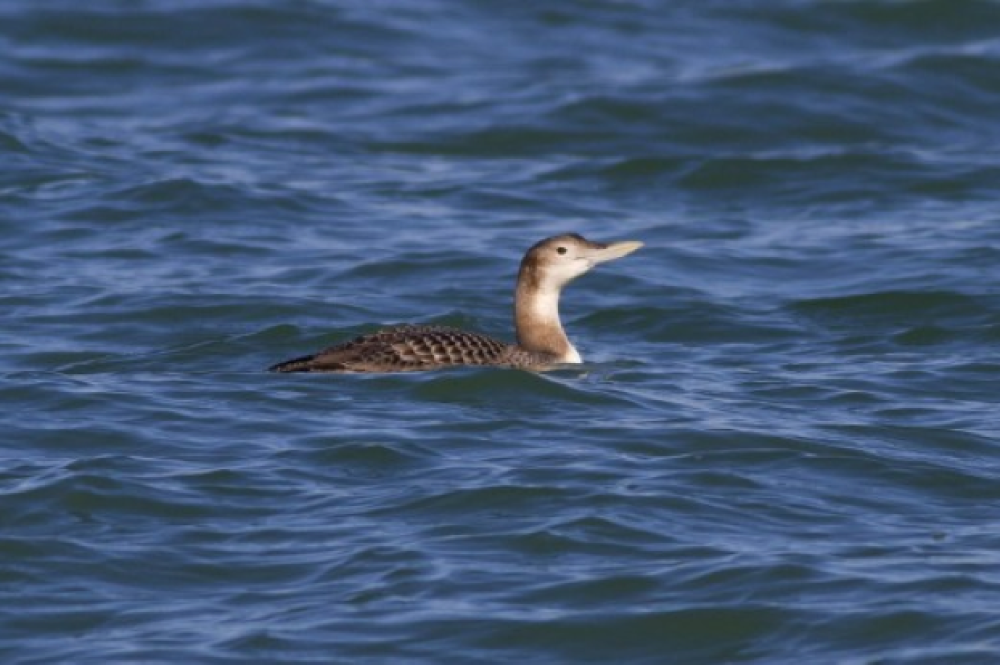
[269, 326, 557, 373]
[268, 234, 642, 373]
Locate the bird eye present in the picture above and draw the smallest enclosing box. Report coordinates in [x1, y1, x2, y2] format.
[557, 247, 567, 255]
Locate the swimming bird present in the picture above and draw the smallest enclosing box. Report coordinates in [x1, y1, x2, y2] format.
[268, 233, 642, 373]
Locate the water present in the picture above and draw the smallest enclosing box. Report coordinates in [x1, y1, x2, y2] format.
[2, 1, 1000, 662]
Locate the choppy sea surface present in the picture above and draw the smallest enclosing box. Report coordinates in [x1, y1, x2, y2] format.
[3, 1, 1000, 662]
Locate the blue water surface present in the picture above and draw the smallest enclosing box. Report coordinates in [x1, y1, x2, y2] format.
[2, 1, 999, 663]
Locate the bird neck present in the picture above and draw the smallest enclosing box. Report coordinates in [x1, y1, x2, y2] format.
[513, 267, 581, 363]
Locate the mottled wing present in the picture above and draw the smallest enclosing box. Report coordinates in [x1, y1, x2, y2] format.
[269, 325, 520, 373]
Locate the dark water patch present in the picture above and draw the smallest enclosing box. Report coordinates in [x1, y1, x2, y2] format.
[823, 422, 1000, 473]
[791, 290, 993, 329]
[0, 126, 30, 153]
[375, 126, 602, 159]
[518, 572, 663, 609]
[407, 368, 634, 411]
[63, 184, 315, 225]
[343, 253, 496, 281]
[582, 302, 802, 346]
[825, 0, 1000, 45]
[589, 154, 690, 185]
[2, 4, 377, 57]
[732, 0, 1000, 53]
[104, 177, 248, 214]
[679, 151, 920, 200]
[897, 50, 1000, 100]
[2, 465, 217, 529]
[276, 437, 439, 484]
[460, 606, 793, 663]
[384, 483, 585, 523]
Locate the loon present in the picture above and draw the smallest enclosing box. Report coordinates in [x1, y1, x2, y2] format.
[268, 233, 642, 373]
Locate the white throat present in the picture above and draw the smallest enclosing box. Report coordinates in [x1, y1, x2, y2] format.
[516, 283, 582, 364]
[561, 344, 582, 364]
